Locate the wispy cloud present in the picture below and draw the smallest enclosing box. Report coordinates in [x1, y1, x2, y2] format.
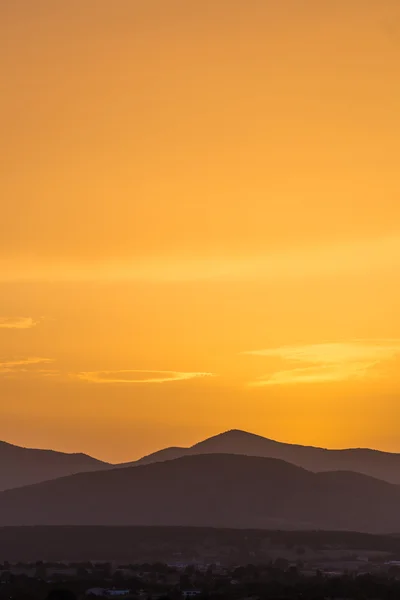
[76, 369, 214, 384]
[0, 317, 39, 329]
[245, 340, 400, 386]
[0, 357, 54, 375]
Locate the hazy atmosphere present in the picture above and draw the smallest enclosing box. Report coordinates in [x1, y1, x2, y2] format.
[1, 0, 400, 463]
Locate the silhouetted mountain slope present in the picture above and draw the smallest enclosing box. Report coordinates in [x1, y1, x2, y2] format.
[119, 446, 186, 467]
[127, 429, 400, 484]
[4, 429, 400, 492]
[0, 454, 399, 533]
[0, 440, 110, 491]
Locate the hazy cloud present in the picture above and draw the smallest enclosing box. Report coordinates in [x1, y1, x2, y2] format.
[0, 317, 39, 329]
[76, 369, 214, 384]
[245, 341, 400, 386]
[0, 357, 54, 375]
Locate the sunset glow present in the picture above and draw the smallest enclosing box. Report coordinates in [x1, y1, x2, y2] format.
[1, 0, 400, 462]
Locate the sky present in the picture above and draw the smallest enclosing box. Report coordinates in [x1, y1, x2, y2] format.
[1, 0, 400, 462]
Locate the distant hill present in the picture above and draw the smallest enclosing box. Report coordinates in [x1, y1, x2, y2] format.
[124, 429, 400, 484]
[4, 429, 400, 493]
[124, 446, 187, 466]
[0, 440, 110, 491]
[1, 453, 400, 533]
[2, 526, 400, 562]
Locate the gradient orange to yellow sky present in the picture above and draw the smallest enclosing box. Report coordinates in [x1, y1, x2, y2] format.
[1, 0, 400, 462]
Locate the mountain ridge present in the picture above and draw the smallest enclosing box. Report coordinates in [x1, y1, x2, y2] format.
[3, 428, 400, 492]
[0, 440, 110, 491]
[124, 429, 400, 484]
[0, 453, 399, 533]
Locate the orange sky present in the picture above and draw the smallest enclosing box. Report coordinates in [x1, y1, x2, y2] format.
[1, 0, 400, 462]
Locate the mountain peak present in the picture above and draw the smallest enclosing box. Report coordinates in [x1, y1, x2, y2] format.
[192, 429, 271, 448]
[221, 428, 252, 436]
[189, 429, 276, 455]
[220, 429, 266, 439]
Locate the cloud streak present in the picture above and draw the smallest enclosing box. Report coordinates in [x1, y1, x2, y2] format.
[0, 357, 54, 375]
[76, 369, 214, 384]
[0, 317, 39, 329]
[245, 340, 400, 386]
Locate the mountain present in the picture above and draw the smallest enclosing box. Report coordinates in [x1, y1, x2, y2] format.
[0, 440, 110, 491]
[0, 453, 399, 533]
[4, 429, 400, 493]
[126, 429, 400, 484]
[121, 446, 187, 467]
